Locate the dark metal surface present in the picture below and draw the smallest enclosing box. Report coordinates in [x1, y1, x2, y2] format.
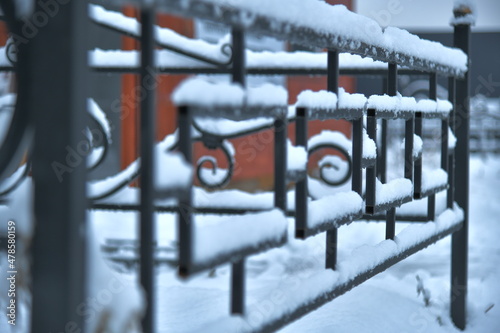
[365, 108, 377, 214]
[414, 112, 423, 198]
[295, 107, 308, 239]
[325, 50, 339, 270]
[386, 63, 398, 240]
[447, 78, 456, 210]
[351, 119, 363, 196]
[178, 106, 193, 277]
[89, 65, 435, 77]
[230, 26, 246, 316]
[30, 1, 89, 332]
[0, 1, 33, 181]
[427, 73, 438, 222]
[451, 22, 470, 331]
[139, 6, 156, 333]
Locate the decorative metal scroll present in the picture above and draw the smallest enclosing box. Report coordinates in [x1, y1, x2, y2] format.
[308, 143, 352, 186]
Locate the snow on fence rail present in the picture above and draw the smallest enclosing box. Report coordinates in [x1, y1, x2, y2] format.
[0, 1, 473, 332]
[145, 0, 467, 77]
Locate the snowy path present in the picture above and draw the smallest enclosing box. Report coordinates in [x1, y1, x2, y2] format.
[278, 156, 500, 333]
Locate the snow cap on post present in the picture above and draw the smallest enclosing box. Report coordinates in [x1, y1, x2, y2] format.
[451, 0, 476, 26]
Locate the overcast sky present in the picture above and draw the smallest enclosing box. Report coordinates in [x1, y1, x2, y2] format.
[355, 0, 500, 32]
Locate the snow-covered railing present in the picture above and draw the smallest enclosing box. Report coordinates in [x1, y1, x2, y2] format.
[146, 0, 467, 77]
[0, 1, 473, 332]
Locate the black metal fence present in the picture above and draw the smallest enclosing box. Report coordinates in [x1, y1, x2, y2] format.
[0, 1, 472, 332]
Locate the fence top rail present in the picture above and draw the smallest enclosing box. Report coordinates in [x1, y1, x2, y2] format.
[102, 0, 468, 77]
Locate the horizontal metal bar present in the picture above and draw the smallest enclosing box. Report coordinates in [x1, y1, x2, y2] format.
[182, 105, 288, 121]
[87, 65, 438, 76]
[307, 107, 364, 121]
[415, 184, 449, 200]
[369, 194, 413, 215]
[361, 214, 432, 222]
[298, 210, 363, 239]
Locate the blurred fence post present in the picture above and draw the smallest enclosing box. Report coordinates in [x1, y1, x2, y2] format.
[451, 5, 471, 330]
[30, 1, 89, 332]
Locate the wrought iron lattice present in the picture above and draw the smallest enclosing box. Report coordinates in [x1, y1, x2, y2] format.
[0, 1, 472, 332]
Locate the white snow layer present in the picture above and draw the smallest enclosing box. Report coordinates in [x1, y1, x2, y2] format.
[338, 89, 368, 109]
[190, 204, 464, 333]
[0, 162, 27, 195]
[436, 99, 453, 114]
[451, 0, 477, 25]
[308, 191, 363, 228]
[90, 1, 467, 73]
[448, 127, 457, 149]
[0, 46, 10, 67]
[88, 160, 139, 198]
[155, 149, 193, 192]
[296, 90, 337, 110]
[421, 168, 448, 192]
[89, 4, 230, 63]
[368, 94, 417, 113]
[88, 141, 192, 197]
[296, 88, 367, 111]
[318, 155, 350, 183]
[308, 130, 377, 161]
[401, 134, 423, 158]
[362, 128, 377, 159]
[192, 209, 287, 264]
[287, 140, 307, 171]
[376, 178, 413, 205]
[171, 77, 287, 108]
[87, 98, 112, 143]
[90, 48, 389, 71]
[192, 0, 467, 72]
[87, 221, 144, 333]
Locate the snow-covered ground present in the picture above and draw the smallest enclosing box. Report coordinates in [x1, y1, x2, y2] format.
[94, 155, 500, 333]
[0, 156, 498, 332]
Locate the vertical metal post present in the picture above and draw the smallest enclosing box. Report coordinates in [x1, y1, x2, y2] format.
[451, 15, 471, 330]
[378, 78, 388, 183]
[274, 115, 288, 211]
[326, 50, 339, 270]
[295, 107, 308, 238]
[178, 106, 192, 277]
[447, 78, 456, 209]
[428, 73, 438, 221]
[365, 108, 377, 214]
[30, 1, 88, 332]
[139, 6, 156, 333]
[386, 63, 398, 240]
[379, 120, 387, 183]
[414, 112, 423, 198]
[351, 118, 363, 196]
[231, 26, 246, 315]
[404, 118, 414, 181]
